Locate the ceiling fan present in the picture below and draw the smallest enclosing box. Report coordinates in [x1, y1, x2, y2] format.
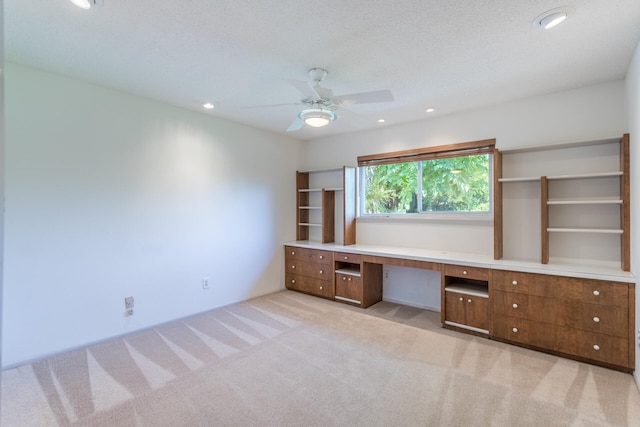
[250, 67, 394, 131]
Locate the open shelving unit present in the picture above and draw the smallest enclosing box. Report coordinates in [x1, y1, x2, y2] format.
[494, 134, 630, 271]
[296, 166, 356, 245]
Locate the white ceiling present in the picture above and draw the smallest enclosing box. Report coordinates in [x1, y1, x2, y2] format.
[5, 1, 640, 140]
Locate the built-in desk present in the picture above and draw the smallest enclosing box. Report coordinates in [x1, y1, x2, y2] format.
[284, 241, 636, 372]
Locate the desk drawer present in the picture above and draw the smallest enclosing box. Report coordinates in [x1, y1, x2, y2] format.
[334, 252, 362, 264]
[284, 246, 332, 266]
[445, 264, 489, 281]
[285, 273, 333, 299]
[285, 259, 331, 280]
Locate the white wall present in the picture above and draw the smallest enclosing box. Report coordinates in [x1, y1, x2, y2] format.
[2, 63, 301, 367]
[625, 39, 640, 388]
[305, 81, 627, 309]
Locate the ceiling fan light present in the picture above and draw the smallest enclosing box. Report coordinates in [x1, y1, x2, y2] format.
[299, 108, 336, 128]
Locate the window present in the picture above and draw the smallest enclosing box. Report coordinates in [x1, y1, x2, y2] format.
[358, 140, 495, 216]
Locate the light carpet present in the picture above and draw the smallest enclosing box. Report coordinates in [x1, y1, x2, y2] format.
[2, 290, 640, 426]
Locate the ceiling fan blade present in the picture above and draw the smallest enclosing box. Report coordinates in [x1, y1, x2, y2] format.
[286, 116, 304, 132]
[333, 89, 394, 105]
[242, 102, 300, 109]
[287, 79, 321, 99]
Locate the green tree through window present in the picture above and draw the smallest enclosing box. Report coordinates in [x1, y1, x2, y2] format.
[362, 154, 490, 215]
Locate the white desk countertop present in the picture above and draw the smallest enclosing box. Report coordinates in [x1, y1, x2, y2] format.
[284, 241, 636, 283]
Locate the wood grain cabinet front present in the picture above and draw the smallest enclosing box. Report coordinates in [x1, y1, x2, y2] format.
[445, 291, 489, 331]
[491, 269, 635, 371]
[443, 264, 490, 336]
[284, 246, 334, 299]
[335, 272, 363, 305]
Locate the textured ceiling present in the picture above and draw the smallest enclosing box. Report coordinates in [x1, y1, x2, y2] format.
[5, 1, 640, 140]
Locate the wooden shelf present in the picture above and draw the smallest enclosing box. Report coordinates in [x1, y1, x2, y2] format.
[445, 283, 488, 298]
[547, 171, 623, 180]
[547, 198, 623, 205]
[498, 177, 540, 183]
[547, 227, 623, 234]
[335, 267, 361, 277]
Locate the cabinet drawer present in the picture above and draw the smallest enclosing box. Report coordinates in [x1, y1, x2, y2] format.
[285, 259, 331, 281]
[553, 328, 629, 368]
[284, 246, 332, 266]
[334, 252, 362, 264]
[492, 314, 630, 368]
[491, 270, 629, 308]
[493, 290, 530, 319]
[445, 291, 489, 331]
[285, 273, 333, 299]
[335, 273, 363, 304]
[445, 264, 489, 281]
[493, 291, 628, 337]
[492, 314, 532, 345]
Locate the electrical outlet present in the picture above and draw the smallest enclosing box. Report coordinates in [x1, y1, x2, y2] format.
[125, 309, 134, 317]
[124, 296, 134, 309]
[202, 278, 210, 290]
[384, 271, 389, 279]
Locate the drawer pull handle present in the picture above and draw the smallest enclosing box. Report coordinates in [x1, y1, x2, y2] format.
[348, 278, 352, 282]
[343, 277, 346, 281]
[593, 290, 600, 296]
[512, 280, 518, 286]
[512, 303, 518, 309]
[291, 280, 295, 284]
[467, 299, 472, 303]
[319, 270, 323, 274]
[459, 297, 464, 301]
[593, 344, 600, 351]
[463, 270, 468, 275]
[344, 256, 348, 260]
[291, 265, 296, 269]
[512, 327, 518, 333]
[319, 286, 323, 290]
[291, 251, 295, 255]
[593, 317, 600, 323]
[319, 255, 323, 259]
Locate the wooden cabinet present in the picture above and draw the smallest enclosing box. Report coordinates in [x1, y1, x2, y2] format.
[443, 264, 490, 335]
[296, 167, 356, 245]
[334, 251, 382, 308]
[491, 269, 635, 370]
[284, 246, 333, 299]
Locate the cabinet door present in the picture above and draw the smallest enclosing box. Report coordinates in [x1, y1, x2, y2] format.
[445, 291, 489, 331]
[465, 295, 489, 330]
[445, 292, 468, 325]
[335, 273, 362, 304]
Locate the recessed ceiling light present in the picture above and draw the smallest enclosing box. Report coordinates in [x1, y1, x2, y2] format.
[202, 102, 214, 109]
[426, 108, 435, 113]
[533, 7, 573, 30]
[378, 119, 385, 123]
[69, 0, 103, 9]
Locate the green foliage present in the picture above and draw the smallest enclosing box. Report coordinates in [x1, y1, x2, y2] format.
[363, 154, 490, 214]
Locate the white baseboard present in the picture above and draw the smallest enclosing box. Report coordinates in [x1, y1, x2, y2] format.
[382, 297, 440, 313]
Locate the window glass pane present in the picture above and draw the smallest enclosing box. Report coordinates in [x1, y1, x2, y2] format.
[362, 162, 419, 214]
[421, 154, 490, 212]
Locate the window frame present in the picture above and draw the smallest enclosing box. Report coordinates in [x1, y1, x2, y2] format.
[357, 139, 496, 220]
